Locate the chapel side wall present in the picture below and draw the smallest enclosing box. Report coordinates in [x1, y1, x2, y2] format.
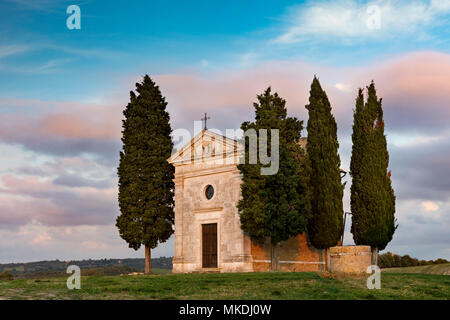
[177, 164, 198, 273]
[172, 175, 185, 273]
[251, 233, 326, 272]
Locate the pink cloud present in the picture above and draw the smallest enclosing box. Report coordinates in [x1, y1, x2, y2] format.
[0, 195, 62, 227]
[153, 51, 450, 134]
[157, 60, 314, 110]
[0, 101, 122, 141]
[29, 233, 52, 246]
[40, 112, 120, 140]
[81, 240, 108, 250]
[0, 174, 118, 228]
[349, 51, 450, 132]
[2, 50, 447, 160]
[154, 61, 315, 129]
[370, 51, 450, 99]
[2, 174, 53, 193]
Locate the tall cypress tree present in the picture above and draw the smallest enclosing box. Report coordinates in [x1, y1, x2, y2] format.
[350, 82, 396, 264]
[238, 87, 310, 270]
[305, 76, 343, 249]
[116, 75, 175, 274]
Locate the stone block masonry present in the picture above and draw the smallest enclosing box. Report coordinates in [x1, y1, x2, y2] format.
[328, 245, 372, 275]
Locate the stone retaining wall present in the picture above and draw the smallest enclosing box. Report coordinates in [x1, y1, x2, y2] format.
[251, 233, 326, 272]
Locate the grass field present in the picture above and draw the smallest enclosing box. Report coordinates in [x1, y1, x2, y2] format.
[0, 270, 449, 300]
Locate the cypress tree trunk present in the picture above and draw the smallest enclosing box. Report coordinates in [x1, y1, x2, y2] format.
[270, 243, 278, 271]
[371, 247, 378, 266]
[145, 245, 151, 274]
[326, 248, 330, 272]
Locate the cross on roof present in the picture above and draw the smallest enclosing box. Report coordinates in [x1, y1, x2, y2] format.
[201, 113, 211, 130]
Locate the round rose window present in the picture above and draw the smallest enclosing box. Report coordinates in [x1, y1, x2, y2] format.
[205, 185, 214, 200]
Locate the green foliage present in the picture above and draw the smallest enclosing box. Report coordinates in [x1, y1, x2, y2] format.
[238, 87, 310, 245]
[305, 77, 343, 249]
[350, 82, 397, 251]
[0, 270, 14, 280]
[116, 75, 175, 251]
[400, 255, 416, 267]
[378, 251, 395, 268]
[433, 258, 450, 264]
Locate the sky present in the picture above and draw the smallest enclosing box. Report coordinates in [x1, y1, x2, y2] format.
[0, 0, 449, 263]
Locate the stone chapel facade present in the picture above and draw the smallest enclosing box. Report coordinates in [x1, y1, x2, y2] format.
[168, 130, 327, 273]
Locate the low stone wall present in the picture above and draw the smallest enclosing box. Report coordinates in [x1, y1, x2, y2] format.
[328, 245, 371, 275]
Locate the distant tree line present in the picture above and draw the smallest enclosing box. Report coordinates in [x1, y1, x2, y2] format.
[0, 257, 173, 278]
[0, 270, 14, 280]
[378, 252, 448, 268]
[2, 266, 142, 279]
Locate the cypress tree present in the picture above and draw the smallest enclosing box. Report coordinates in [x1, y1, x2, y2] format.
[116, 75, 175, 274]
[238, 87, 310, 270]
[350, 82, 397, 264]
[305, 76, 343, 249]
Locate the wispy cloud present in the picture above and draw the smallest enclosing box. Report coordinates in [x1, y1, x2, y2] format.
[44, 44, 127, 60]
[4, 0, 78, 14]
[0, 44, 29, 59]
[0, 41, 126, 75]
[273, 0, 450, 44]
[0, 57, 74, 74]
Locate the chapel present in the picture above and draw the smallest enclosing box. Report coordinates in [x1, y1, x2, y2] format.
[168, 129, 327, 273]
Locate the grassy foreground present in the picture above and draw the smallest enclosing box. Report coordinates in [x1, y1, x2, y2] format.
[0, 271, 448, 300]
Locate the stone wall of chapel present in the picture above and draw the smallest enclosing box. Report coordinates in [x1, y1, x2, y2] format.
[173, 156, 327, 273]
[170, 132, 362, 274]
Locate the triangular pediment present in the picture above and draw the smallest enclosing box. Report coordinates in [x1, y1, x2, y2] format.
[168, 130, 242, 165]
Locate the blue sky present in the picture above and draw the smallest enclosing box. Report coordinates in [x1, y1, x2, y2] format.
[1, 0, 298, 99]
[2, 0, 448, 100]
[0, 0, 449, 263]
